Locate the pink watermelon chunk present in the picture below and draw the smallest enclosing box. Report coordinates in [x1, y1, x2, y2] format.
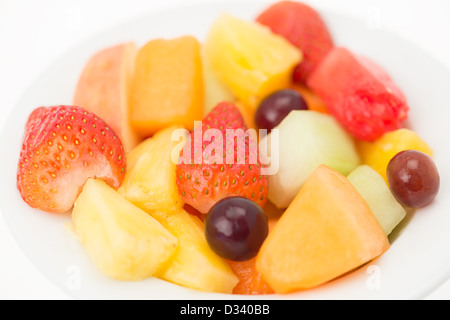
[308, 47, 409, 141]
[256, 1, 335, 84]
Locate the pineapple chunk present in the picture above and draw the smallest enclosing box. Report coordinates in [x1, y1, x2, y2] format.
[205, 14, 301, 108]
[357, 128, 433, 183]
[119, 126, 185, 212]
[120, 126, 237, 293]
[153, 208, 238, 293]
[72, 179, 178, 281]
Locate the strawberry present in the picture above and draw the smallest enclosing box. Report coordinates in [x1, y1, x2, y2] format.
[176, 102, 268, 214]
[17, 106, 127, 213]
[256, 1, 334, 84]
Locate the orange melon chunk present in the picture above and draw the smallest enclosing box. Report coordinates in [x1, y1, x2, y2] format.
[130, 36, 203, 137]
[228, 258, 274, 295]
[256, 165, 389, 293]
[235, 101, 257, 131]
[228, 203, 280, 295]
[291, 84, 329, 114]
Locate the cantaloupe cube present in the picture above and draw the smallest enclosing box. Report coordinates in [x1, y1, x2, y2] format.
[227, 204, 280, 295]
[256, 165, 389, 293]
[291, 84, 329, 114]
[130, 36, 203, 137]
[227, 257, 274, 295]
[235, 101, 257, 130]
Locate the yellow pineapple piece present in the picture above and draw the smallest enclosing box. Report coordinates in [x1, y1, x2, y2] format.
[153, 208, 238, 294]
[120, 126, 237, 293]
[72, 179, 178, 281]
[357, 128, 433, 183]
[119, 126, 185, 212]
[205, 14, 301, 109]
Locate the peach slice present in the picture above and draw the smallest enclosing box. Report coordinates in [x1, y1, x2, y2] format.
[74, 42, 140, 153]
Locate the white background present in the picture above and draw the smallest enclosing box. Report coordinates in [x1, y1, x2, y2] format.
[0, 0, 449, 300]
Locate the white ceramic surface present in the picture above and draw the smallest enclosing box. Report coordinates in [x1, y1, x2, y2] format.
[1, 1, 450, 299]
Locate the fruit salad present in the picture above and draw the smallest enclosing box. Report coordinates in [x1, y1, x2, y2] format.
[16, 1, 440, 295]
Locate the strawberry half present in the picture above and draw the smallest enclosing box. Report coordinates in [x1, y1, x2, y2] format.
[176, 102, 268, 214]
[17, 106, 127, 213]
[256, 1, 334, 84]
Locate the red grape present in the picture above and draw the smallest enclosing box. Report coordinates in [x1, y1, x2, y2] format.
[387, 150, 440, 208]
[204, 197, 268, 261]
[255, 89, 308, 132]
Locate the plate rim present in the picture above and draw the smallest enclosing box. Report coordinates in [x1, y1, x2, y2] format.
[1, 0, 450, 300]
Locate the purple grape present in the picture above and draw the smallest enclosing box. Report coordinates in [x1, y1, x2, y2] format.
[387, 150, 440, 208]
[205, 197, 268, 261]
[255, 89, 308, 132]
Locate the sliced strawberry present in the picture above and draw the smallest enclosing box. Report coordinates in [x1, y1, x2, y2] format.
[256, 1, 334, 84]
[17, 106, 127, 213]
[176, 102, 268, 214]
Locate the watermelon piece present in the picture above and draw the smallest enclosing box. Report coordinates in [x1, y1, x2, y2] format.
[308, 47, 409, 142]
[256, 1, 334, 84]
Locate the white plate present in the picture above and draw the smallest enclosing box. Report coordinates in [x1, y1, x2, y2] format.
[1, 1, 450, 300]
